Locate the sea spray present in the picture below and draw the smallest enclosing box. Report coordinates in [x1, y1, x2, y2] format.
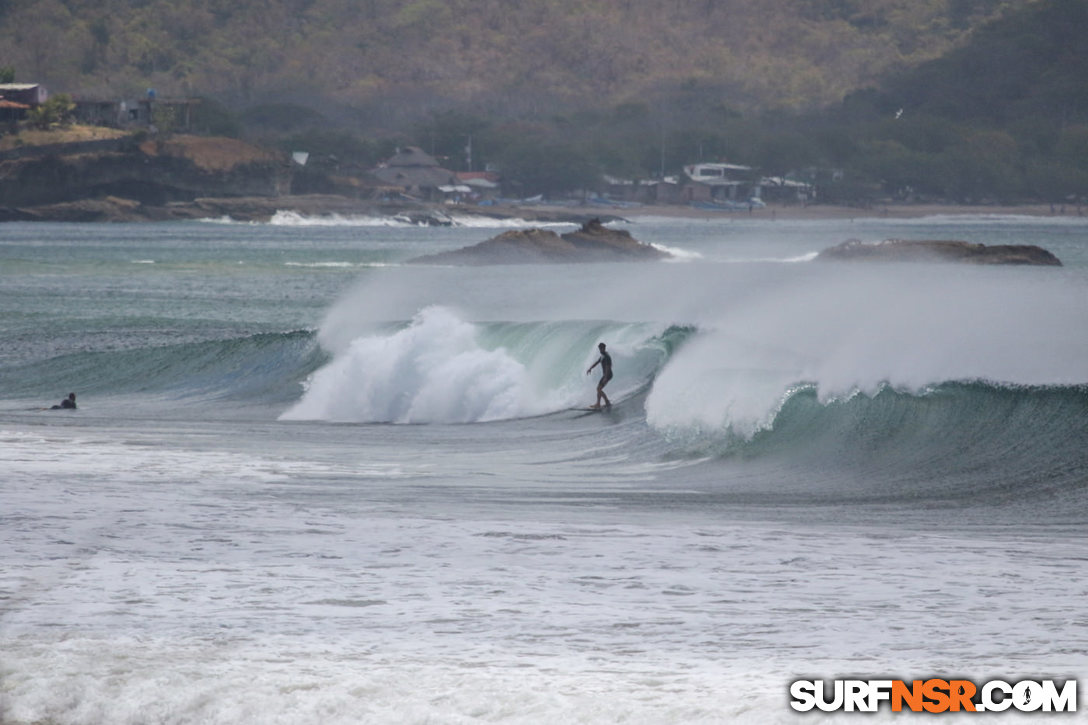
[645, 333, 806, 441]
[281, 307, 685, 423]
[281, 306, 562, 423]
[645, 266, 1088, 441]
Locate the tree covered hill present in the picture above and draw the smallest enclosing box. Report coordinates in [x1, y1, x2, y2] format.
[816, 0, 1088, 203]
[3, 0, 1085, 205]
[1, 0, 1029, 124]
[883, 0, 1088, 126]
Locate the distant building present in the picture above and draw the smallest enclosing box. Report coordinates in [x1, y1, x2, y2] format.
[72, 96, 198, 130]
[602, 176, 658, 204]
[681, 162, 758, 204]
[603, 163, 816, 208]
[0, 83, 47, 123]
[600, 175, 691, 205]
[73, 98, 139, 127]
[0, 83, 48, 107]
[457, 171, 500, 200]
[370, 147, 465, 201]
[758, 175, 816, 203]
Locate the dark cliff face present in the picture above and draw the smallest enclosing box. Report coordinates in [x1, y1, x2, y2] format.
[815, 239, 1063, 266]
[410, 219, 670, 265]
[0, 137, 291, 207]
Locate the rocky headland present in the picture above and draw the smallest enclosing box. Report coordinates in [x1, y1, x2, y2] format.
[0, 135, 629, 225]
[815, 239, 1062, 266]
[0, 134, 290, 220]
[410, 219, 669, 264]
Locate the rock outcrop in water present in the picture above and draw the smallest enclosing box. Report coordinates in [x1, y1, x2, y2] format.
[410, 218, 669, 265]
[815, 239, 1062, 266]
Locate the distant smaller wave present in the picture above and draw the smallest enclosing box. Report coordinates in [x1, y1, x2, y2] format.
[266, 210, 580, 228]
[718, 252, 819, 263]
[882, 213, 1088, 226]
[282, 261, 398, 269]
[447, 216, 577, 229]
[650, 242, 702, 261]
[2, 330, 325, 405]
[269, 211, 420, 227]
[623, 215, 693, 224]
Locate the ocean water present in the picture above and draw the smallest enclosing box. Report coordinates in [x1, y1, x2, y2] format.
[1, 212, 1087, 724]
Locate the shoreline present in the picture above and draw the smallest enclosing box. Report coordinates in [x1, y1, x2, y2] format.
[584, 202, 1086, 222]
[435, 200, 1088, 225]
[3, 194, 1085, 224]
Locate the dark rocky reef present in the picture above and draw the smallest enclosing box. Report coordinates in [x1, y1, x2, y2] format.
[410, 218, 669, 265]
[815, 239, 1062, 266]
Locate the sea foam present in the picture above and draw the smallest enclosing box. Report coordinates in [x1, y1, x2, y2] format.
[280, 306, 561, 423]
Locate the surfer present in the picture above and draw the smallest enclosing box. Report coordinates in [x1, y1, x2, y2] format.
[586, 342, 612, 409]
[51, 393, 77, 410]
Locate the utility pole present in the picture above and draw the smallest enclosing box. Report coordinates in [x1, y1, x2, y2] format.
[659, 126, 666, 179]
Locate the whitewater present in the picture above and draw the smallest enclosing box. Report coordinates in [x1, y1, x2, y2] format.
[1, 213, 1087, 724]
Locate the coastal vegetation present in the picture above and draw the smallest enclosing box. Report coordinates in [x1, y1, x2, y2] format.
[0, 0, 1022, 114]
[1, 0, 1086, 205]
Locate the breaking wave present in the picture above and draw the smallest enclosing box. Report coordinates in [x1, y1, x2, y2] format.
[280, 306, 687, 423]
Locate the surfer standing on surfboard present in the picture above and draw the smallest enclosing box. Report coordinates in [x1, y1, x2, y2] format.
[586, 342, 612, 409]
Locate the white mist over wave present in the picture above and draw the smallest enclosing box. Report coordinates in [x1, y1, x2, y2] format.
[281, 307, 571, 423]
[281, 300, 673, 424]
[647, 268, 1088, 438]
[291, 243, 1088, 435]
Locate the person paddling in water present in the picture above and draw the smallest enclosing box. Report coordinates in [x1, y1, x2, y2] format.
[51, 393, 77, 410]
[586, 342, 612, 409]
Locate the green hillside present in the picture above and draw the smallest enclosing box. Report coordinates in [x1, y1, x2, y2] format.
[3, 0, 1085, 204]
[1, 0, 1027, 120]
[883, 0, 1088, 125]
[818, 0, 1088, 203]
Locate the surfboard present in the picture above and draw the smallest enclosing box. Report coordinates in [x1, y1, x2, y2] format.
[570, 405, 613, 417]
